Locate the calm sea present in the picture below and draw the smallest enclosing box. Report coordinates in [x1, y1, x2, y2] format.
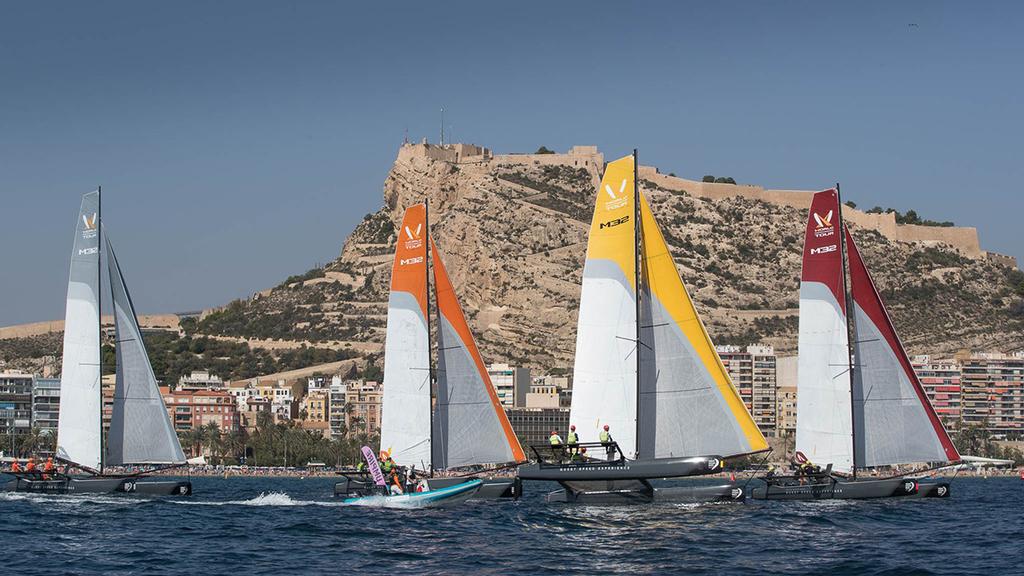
[1, 475, 1020, 575]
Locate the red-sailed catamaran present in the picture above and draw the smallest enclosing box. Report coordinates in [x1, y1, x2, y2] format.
[752, 188, 960, 500]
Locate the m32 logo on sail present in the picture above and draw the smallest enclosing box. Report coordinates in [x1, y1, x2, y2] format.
[82, 213, 98, 239]
[600, 215, 629, 230]
[603, 178, 629, 211]
[810, 244, 837, 255]
[403, 223, 423, 250]
[399, 256, 424, 266]
[813, 210, 834, 238]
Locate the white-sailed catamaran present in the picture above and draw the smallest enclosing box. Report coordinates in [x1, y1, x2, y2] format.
[517, 152, 769, 504]
[752, 188, 960, 500]
[3, 190, 191, 496]
[334, 203, 526, 502]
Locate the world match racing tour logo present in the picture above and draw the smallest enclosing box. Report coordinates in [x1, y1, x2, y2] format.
[81, 212, 98, 239]
[599, 177, 631, 229]
[399, 223, 424, 266]
[809, 209, 837, 255]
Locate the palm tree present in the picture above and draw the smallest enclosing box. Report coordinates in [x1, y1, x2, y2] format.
[204, 423, 222, 464]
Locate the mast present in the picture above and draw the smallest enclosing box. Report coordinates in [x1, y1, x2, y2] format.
[97, 185, 103, 475]
[633, 149, 641, 459]
[425, 199, 434, 476]
[836, 183, 857, 478]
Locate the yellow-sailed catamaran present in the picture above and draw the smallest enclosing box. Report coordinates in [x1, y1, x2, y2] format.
[518, 152, 769, 503]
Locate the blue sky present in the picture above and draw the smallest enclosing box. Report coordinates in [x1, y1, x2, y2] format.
[2, 1, 1021, 325]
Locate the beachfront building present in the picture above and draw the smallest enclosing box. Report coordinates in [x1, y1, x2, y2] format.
[774, 356, 798, 439]
[0, 373, 33, 453]
[161, 387, 240, 433]
[329, 379, 348, 439]
[505, 407, 569, 449]
[525, 375, 562, 409]
[487, 363, 530, 408]
[344, 381, 382, 434]
[31, 377, 60, 435]
[912, 355, 962, 430]
[717, 344, 778, 437]
[960, 351, 1024, 438]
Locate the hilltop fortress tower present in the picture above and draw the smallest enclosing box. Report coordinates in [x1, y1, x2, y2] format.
[395, 140, 1016, 269]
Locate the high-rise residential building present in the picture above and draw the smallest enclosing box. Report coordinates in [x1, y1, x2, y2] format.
[911, 355, 962, 430]
[487, 363, 530, 408]
[31, 377, 61, 435]
[717, 344, 777, 437]
[0, 373, 34, 453]
[329, 378, 348, 439]
[775, 356, 798, 438]
[345, 381, 382, 434]
[959, 351, 1024, 438]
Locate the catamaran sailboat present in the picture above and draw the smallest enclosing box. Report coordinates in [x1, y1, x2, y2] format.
[3, 190, 191, 496]
[517, 152, 770, 504]
[752, 188, 960, 500]
[334, 203, 526, 501]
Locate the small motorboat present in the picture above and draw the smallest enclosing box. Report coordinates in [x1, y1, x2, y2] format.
[341, 478, 483, 509]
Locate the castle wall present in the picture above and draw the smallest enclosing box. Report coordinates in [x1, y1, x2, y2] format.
[639, 167, 990, 260]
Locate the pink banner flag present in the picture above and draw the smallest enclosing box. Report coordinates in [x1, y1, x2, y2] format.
[361, 446, 386, 486]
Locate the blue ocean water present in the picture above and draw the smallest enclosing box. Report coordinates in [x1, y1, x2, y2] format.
[1, 475, 1020, 575]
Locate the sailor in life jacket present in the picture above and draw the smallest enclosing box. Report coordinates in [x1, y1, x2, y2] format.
[549, 430, 563, 445]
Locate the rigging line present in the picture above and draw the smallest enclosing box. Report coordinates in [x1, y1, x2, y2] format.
[741, 449, 774, 493]
[438, 345, 465, 351]
[638, 386, 715, 395]
[615, 335, 654, 352]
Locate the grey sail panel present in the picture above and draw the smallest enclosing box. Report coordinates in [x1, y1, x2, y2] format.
[105, 237, 186, 465]
[433, 317, 516, 468]
[56, 191, 103, 470]
[636, 194, 766, 459]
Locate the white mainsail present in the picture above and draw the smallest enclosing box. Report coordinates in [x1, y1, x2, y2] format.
[795, 189, 855, 474]
[379, 204, 433, 470]
[570, 155, 640, 457]
[56, 191, 103, 471]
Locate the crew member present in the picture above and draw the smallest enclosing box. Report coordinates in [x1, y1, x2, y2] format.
[355, 460, 367, 473]
[567, 425, 579, 456]
[25, 457, 37, 472]
[11, 460, 21, 472]
[549, 429, 564, 462]
[599, 425, 615, 460]
[43, 457, 54, 480]
[570, 446, 589, 463]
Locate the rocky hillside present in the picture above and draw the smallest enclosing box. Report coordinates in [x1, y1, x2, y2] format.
[182, 144, 1024, 372]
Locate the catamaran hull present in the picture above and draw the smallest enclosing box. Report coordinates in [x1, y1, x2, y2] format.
[425, 476, 521, 499]
[518, 455, 722, 482]
[545, 481, 745, 505]
[2, 475, 191, 496]
[342, 479, 483, 509]
[334, 476, 520, 500]
[749, 476, 918, 500]
[911, 480, 951, 498]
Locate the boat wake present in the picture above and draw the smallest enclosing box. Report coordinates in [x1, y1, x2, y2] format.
[175, 491, 339, 507]
[340, 495, 431, 509]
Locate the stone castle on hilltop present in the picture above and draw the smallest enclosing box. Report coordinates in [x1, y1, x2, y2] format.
[396, 140, 1016, 269]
